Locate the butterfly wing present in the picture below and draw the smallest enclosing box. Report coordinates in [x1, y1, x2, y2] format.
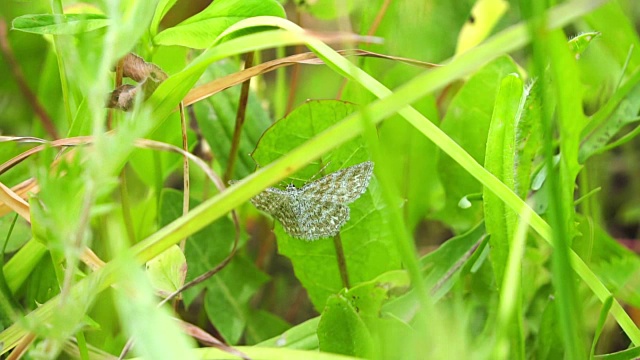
[250, 188, 307, 237]
[292, 197, 350, 240]
[301, 161, 374, 204]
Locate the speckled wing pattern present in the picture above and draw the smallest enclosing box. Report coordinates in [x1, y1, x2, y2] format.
[250, 161, 374, 240]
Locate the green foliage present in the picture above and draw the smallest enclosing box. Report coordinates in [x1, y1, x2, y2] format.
[252, 100, 401, 310]
[1, 0, 640, 359]
[12, 14, 109, 35]
[435, 56, 519, 231]
[153, 0, 286, 48]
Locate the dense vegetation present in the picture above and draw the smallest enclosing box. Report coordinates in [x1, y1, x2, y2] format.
[1, 0, 640, 359]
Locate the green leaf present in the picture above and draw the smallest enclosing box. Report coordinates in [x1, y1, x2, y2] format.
[258, 317, 320, 350]
[536, 300, 564, 360]
[147, 29, 304, 130]
[145, 244, 186, 297]
[586, 220, 640, 308]
[11, 14, 109, 35]
[579, 82, 640, 162]
[382, 222, 488, 324]
[317, 271, 409, 358]
[514, 81, 542, 199]
[150, 0, 179, 36]
[421, 221, 487, 299]
[251, 100, 401, 311]
[434, 56, 519, 232]
[377, 111, 444, 232]
[568, 32, 600, 59]
[594, 346, 640, 360]
[317, 294, 374, 358]
[202, 256, 269, 344]
[243, 309, 291, 345]
[590, 296, 613, 359]
[153, 0, 286, 48]
[483, 73, 525, 284]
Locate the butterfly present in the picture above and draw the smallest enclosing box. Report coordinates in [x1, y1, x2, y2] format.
[246, 161, 374, 240]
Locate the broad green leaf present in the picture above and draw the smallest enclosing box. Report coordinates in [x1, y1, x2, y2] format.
[317, 271, 409, 358]
[154, 0, 286, 48]
[258, 317, 320, 350]
[251, 100, 401, 311]
[243, 309, 291, 345]
[150, 0, 179, 36]
[193, 59, 272, 180]
[11, 14, 109, 35]
[145, 244, 186, 297]
[317, 294, 374, 358]
[483, 73, 525, 284]
[434, 56, 519, 232]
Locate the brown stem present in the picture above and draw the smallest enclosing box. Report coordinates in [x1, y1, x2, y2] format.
[0, 18, 59, 139]
[285, 10, 304, 114]
[224, 52, 255, 183]
[333, 233, 351, 289]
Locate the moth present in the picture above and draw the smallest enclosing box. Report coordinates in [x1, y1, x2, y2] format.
[243, 161, 374, 240]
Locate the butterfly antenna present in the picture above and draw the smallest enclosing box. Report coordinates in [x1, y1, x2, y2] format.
[307, 161, 332, 182]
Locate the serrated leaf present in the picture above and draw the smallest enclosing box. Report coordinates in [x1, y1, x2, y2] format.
[251, 100, 401, 311]
[12, 14, 109, 35]
[154, 0, 286, 48]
